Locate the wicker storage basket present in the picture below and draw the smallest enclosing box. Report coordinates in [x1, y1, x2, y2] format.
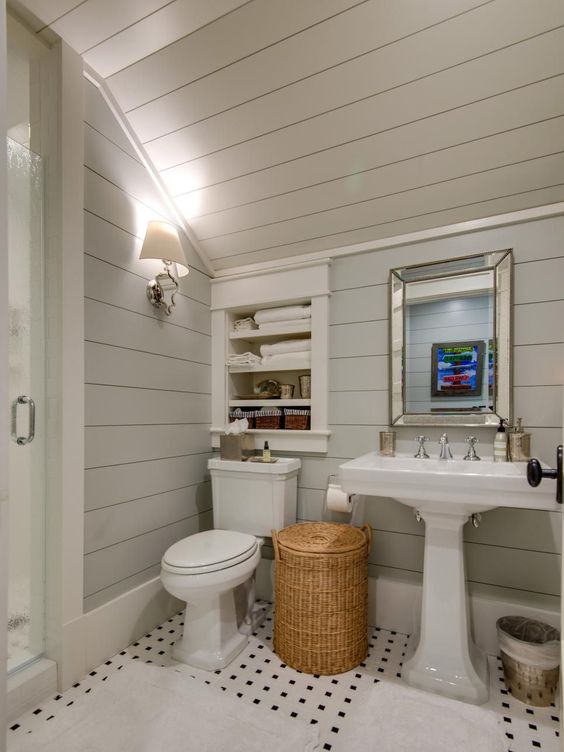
[255, 408, 282, 430]
[228, 407, 256, 429]
[272, 522, 371, 675]
[283, 408, 310, 430]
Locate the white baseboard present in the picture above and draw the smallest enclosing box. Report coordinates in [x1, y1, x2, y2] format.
[83, 577, 182, 675]
[56, 569, 559, 693]
[257, 561, 560, 658]
[7, 658, 57, 723]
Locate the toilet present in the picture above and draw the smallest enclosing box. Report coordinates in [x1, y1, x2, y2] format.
[160, 457, 300, 671]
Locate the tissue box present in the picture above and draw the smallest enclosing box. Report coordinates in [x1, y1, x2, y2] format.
[219, 433, 255, 461]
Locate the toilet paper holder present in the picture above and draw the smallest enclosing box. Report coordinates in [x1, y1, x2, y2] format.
[324, 474, 365, 526]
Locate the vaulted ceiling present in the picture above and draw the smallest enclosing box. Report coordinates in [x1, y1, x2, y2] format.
[10, 0, 564, 273]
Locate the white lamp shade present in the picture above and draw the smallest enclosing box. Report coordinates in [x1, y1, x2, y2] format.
[139, 221, 189, 277]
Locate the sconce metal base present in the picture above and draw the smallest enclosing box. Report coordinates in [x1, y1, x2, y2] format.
[146, 266, 179, 316]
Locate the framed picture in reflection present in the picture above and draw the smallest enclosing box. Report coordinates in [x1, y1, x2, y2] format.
[431, 340, 485, 398]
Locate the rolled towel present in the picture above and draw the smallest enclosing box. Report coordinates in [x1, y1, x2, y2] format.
[254, 305, 311, 325]
[260, 339, 311, 357]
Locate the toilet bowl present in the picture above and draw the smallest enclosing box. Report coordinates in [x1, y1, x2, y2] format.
[161, 530, 262, 670]
[160, 457, 300, 671]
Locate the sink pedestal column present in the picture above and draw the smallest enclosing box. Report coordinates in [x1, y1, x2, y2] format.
[402, 509, 489, 704]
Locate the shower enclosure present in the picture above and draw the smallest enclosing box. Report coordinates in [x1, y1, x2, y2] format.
[7, 136, 46, 674]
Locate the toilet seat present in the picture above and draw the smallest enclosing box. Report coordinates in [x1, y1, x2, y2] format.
[162, 529, 258, 575]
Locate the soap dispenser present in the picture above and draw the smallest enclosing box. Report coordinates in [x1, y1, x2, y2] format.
[508, 418, 531, 462]
[493, 418, 508, 462]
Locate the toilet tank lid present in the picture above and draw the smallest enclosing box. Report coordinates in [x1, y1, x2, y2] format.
[208, 457, 301, 474]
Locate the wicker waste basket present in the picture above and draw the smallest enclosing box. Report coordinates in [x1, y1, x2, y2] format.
[272, 522, 372, 675]
[497, 616, 560, 706]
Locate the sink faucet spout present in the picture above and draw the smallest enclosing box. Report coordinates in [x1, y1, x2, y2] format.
[439, 433, 453, 460]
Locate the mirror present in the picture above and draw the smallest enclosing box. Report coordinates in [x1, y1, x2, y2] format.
[390, 249, 513, 426]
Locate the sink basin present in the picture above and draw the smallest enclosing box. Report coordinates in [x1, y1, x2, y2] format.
[339, 452, 560, 516]
[339, 452, 561, 705]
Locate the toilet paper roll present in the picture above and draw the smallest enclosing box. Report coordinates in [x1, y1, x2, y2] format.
[326, 483, 353, 513]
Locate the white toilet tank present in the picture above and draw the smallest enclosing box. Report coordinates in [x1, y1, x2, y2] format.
[208, 457, 300, 536]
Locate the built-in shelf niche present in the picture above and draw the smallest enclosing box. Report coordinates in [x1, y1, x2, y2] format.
[211, 260, 330, 453]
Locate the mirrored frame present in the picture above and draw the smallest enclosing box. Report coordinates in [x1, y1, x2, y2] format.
[389, 249, 513, 427]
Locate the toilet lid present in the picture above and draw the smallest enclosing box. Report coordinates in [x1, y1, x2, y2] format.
[162, 530, 258, 575]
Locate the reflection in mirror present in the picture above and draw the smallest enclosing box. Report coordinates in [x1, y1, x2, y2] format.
[389, 250, 513, 427]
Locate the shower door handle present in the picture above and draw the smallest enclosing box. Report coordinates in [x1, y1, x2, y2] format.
[11, 395, 36, 445]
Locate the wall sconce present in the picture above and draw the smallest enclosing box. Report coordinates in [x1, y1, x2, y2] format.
[139, 221, 189, 315]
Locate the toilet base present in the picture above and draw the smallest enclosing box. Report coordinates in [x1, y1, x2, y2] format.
[172, 628, 247, 671]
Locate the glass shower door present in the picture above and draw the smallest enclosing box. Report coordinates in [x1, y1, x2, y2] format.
[7, 137, 46, 673]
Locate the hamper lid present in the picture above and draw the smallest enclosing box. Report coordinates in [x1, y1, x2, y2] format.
[277, 522, 367, 554]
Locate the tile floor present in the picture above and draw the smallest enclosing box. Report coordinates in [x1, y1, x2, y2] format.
[8, 606, 561, 751]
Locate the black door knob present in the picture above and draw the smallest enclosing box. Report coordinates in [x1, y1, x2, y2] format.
[526, 445, 562, 503]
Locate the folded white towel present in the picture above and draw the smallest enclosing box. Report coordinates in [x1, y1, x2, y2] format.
[233, 317, 258, 331]
[226, 352, 262, 365]
[258, 320, 311, 332]
[254, 305, 311, 325]
[262, 351, 311, 367]
[260, 339, 311, 357]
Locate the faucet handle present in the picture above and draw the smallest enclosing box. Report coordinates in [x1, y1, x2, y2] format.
[414, 435, 430, 459]
[464, 435, 481, 461]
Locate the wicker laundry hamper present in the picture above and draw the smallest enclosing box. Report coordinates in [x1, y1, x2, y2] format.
[272, 522, 372, 675]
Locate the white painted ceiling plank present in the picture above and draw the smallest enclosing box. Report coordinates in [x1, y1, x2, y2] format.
[149, 29, 564, 178]
[14, 0, 84, 26]
[83, 0, 250, 77]
[211, 188, 564, 271]
[108, 0, 363, 111]
[202, 153, 564, 258]
[165, 64, 564, 214]
[190, 113, 564, 236]
[48, 0, 171, 54]
[128, 0, 564, 145]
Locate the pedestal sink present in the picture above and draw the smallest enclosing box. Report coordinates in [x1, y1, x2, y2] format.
[339, 453, 560, 704]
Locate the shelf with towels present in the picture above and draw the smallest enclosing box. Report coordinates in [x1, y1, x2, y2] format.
[211, 259, 330, 453]
[229, 322, 311, 340]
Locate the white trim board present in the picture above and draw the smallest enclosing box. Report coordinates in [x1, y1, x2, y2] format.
[7, 659, 57, 724]
[213, 201, 564, 279]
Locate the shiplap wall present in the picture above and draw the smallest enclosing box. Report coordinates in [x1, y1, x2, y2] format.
[271, 215, 563, 611]
[83, 79, 212, 612]
[405, 295, 493, 412]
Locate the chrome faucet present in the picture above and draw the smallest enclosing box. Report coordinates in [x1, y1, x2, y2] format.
[463, 436, 481, 461]
[414, 435, 430, 459]
[438, 433, 453, 460]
